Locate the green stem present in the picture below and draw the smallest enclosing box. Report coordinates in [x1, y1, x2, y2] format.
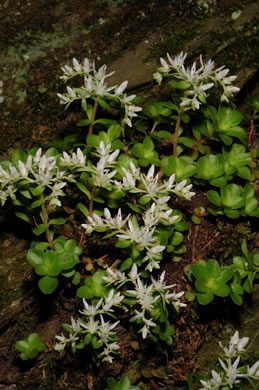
[40, 194, 54, 250]
[151, 121, 158, 134]
[121, 122, 126, 143]
[88, 186, 96, 217]
[173, 106, 184, 156]
[87, 99, 99, 137]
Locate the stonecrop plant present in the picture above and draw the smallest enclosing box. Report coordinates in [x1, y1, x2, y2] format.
[1, 52, 258, 386]
[197, 331, 259, 390]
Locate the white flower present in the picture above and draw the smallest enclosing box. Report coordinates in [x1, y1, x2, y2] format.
[0, 190, 8, 204]
[117, 163, 140, 190]
[215, 66, 230, 80]
[87, 213, 104, 227]
[80, 298, 103, 317]
[167, 51, 187, 69]
[219, 330, 249, 358]
[60, 64, 73, 80]
[67, 85, 77, 98]
[71, 317, 81, 333]
[116, 218, 140, 243]
[102, 267, 126, 284]
[140, 317, 156, 339]
[200, 56, 215, 76]
[107, 149, 120, 165]
[33, 155, 56, 185]
[151, 271, 176, 293]
[159, 57, 170, 73]
[95, 141, 112, 157]
[177, 60, 203, 83]
[199, 370, 222, 389]
[140, 165, 160, 198]
[128, 263, 139, 282]
[115, 80, 128, 96]
[79, 317, 100, 334]
[165, 290, 186, 311]
[18, 160, 28, 177]
[72, 148, 86, 165]
[219, 356, 241, 385]
[72, 57, 81, 72]
[153, 72, 163, 84]
[102, 289, 124, 312]
[247, 361, 259, 378]
[98, 315, 119, 342]
[145, 258, 160, 272]
[138, 226, 157, 248]
[148, 245, 165, 255]
[101, 342, 120, 363]
[83, 58, 90, 73]
[104, 208, 130, 229]
[126, 276, 159, 311]
[210, 370, 222, 387]
[124, 103, 142, 127]
[143, 203, 160, 227]
[94, 157, 117, 187]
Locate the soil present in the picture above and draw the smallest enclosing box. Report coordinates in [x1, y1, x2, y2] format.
[0, 1, 258, 389]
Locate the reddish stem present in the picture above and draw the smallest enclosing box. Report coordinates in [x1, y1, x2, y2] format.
[191, 225, 199, 263]
[192, 139, 206, 150]
[248, 119, 254, 146]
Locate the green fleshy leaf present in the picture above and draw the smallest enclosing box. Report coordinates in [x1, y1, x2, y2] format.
[168, 80, 192, 90]
[15, 211, 31, 223]
[38, 276, 59, 294]
[116, 240, 131, 248]
[120, 258, 133, 272]
[230, 293, 243, 306]
[26, 248, 44, 266]
[32, 224, 46, 236]
[197, 291, 214, 305]
[49, 218, 66, 225]
[77, 285, 94, 299]
[11, 149, 27, 166]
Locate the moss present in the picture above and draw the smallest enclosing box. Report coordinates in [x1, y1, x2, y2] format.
[207, 17, 259, 73]
[149, 25, 195, 61]
[218, 221, 253, 261]
[0, 274, 23, 310]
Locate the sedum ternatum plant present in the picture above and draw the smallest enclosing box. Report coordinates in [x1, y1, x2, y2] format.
[55, 264, 186, 363]
[198, 331, 259, 390]
[0, 53, 258, 385]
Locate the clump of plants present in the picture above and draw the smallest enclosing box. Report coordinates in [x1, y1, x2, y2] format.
[1, 52, 258, 387]
[15, 333, 44, 361]
[193, 330, 259, 389]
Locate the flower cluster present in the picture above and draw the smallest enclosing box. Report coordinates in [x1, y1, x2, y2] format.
[55, 264, 186, 360]
[0, 149, 75, 207]
[82, 201, 180, 271]
[115, 162, 195, 201]
[153, 52, 239, 110]
[54, 290, 124, 363]
[199, 331, 259, 390]
[104, 264, 186, 339]
[57, 57, 142, 127]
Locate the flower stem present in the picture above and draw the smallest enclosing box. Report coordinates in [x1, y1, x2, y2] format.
[88, 185, 96, 217]
[40, 194, 54, 250]
[88, 99, 99, 137]
[151, 121, 158, 134]
[173, 106, 184, 156]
